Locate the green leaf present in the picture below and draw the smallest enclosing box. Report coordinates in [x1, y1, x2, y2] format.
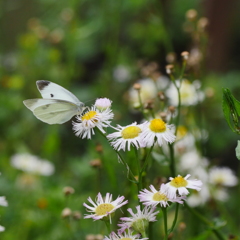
[235, 140, 240, 160]
[222, 88, 240, 134]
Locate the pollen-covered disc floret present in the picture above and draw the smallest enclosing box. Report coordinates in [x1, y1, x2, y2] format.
[73, 106, 114, 139]
[165, 174, 203, 199]
[138, 184, 185, 208]
[83, 192, 128, 222]
[107, 122, 148, 151]
[95, 98, 112, 111]
[103, 230, 148, 240]
[141, 118, 176, 147]
[118, 205, 159, 234]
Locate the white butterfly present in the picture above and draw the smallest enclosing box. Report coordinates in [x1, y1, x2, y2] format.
[23, 80, 85, 124]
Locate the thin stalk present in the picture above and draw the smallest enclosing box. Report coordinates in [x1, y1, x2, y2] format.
[134, 148, 142, 191]
[168, 143, 176, 177]
[96, 128, 137, 183]
[104, 220, 111, 233]
[168, 203, 179, 233]
[161, 207, 168, 240]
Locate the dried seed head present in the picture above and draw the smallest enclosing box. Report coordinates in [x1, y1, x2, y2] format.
[168, 105, 176, 114]
[181, 51, 189, 60]
[158, 91, 165, 101]
[95, 143, 103, 153]
[90, 159, 102, 168]
[144, 100, 154, 110]
[63, 186, 75, 196]
[61, 208, 72, 218]
[85, 234, 95, 240]
[159, 112, 167, 122]
[166, 52, 176, 63]
[72, 211, 82, 220]
[186, 9, 198, 21]
[178, 222, 187, 231]
[165, 64, 174, 75]
[197, 17, 209, 31]
[133, 83, 141, 91]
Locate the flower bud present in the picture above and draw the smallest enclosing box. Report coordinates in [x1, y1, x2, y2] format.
[61, 208, 72, 218]
[90, 159, 102, 168]
[181, 51, 189, 61]
[72, 211, 82, 220]
[165, 64, 174, 75]
[186, 9, 198, 21]
[133, 83, 141, 91]
[63, 186, 75, 196]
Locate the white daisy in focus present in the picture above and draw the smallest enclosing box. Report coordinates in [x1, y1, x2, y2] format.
[165, 174, 202, 199]
[107, 122, 147, 151]
[73, 106, 114, 139]
[83, 192, 128, 222]
[118, 205, 159, 235]
[138, 184, 185, 208]
[208, 167, 238, 187]
[10, 153, 55, 176]
[141, 119, 176, 147]
[165, 79, 204, 106]
[104, 230, 148, 240]
[95, 98, 112, 111]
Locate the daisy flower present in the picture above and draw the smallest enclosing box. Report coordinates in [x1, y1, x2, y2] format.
[83, 192, 128, 222]
[95, 98, 112, 111]
[138, 184, 185, 208]
[141, 118, 176, 147]
[107, 122, 147, 151]
[73, 106, 114, 139]
[104, 230, 148, 240]
[118, 205, 159, 235]
[165, 174, 202, 199]
[208, 167, 238, 187]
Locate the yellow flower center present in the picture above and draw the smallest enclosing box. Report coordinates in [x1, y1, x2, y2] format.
[121, 126, 142, 139]
[149, 119, 166, 133]
[81, 111, 97, 121]
[120, 238, 132, 240]
[152, 192, 168, 201]
[170, 176, 188, 188]
[95, 203, 114, 216]
[177, 125, 187, 138]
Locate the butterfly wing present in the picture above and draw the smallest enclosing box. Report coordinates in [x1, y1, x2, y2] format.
[36, 80, 81, 104]
[23, 99, 84, 124]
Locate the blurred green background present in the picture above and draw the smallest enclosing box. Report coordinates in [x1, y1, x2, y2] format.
[1, 0, 240, 239]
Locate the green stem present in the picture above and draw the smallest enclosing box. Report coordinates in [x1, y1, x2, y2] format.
[168, 203, 179, 233]
[161, 207, 168, 240]
[184, 203, 226, 240]
[134, 148, 142, 192]
[104, 220, 111, 233]
[96, 128, 137, 183]
[168, 143, 176, 177]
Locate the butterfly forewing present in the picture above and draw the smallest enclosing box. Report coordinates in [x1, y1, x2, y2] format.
[36, 80, 81, 104]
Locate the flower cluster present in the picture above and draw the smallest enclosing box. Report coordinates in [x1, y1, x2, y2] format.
[83, 174, 202, 239]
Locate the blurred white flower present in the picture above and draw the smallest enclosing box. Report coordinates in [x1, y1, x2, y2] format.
[212, 188, 229, 202]
[187, 185, 210, 207]
[0, 225, 5, 232]
[0, 197, 8, 207]
[113, 65, 130, 82]
[104, 230, 147, 240]
[11, 153, 55, 176]
[208, 167, 238, 187]
[165, 79, 204, 106]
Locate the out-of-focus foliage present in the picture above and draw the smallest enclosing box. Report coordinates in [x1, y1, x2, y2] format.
[0, 0, 240, 239]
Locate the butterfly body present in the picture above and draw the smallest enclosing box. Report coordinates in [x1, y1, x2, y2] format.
[23, 80, 85, 124]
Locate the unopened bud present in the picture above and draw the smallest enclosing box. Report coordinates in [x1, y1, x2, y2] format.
[95, 234, 104, 240]
[166, 52, 176, 63]
[133, 83, 141, 91]
[159, 112, 167, 122]
[85, 234, 95, 240]
[186, 9, 198, 21]
[90, 159, 102, 168]
[165, 64, 174, 75]
[178, 222, 186, 231]
[63, 186, 75, 196]
[72, 211, 82, 220]
[144, 100, 154, 110]
[197, 17, 209, 31]
[158, 91, 165, 101]
[168, 106, 176, 114]
[181, 51, 189, 61]
[61, 208, 72, 218]
[95, 143, 103, 153]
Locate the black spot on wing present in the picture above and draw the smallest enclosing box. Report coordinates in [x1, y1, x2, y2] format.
[37, 80, 50, 90]
[50, 94, 54, 97]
